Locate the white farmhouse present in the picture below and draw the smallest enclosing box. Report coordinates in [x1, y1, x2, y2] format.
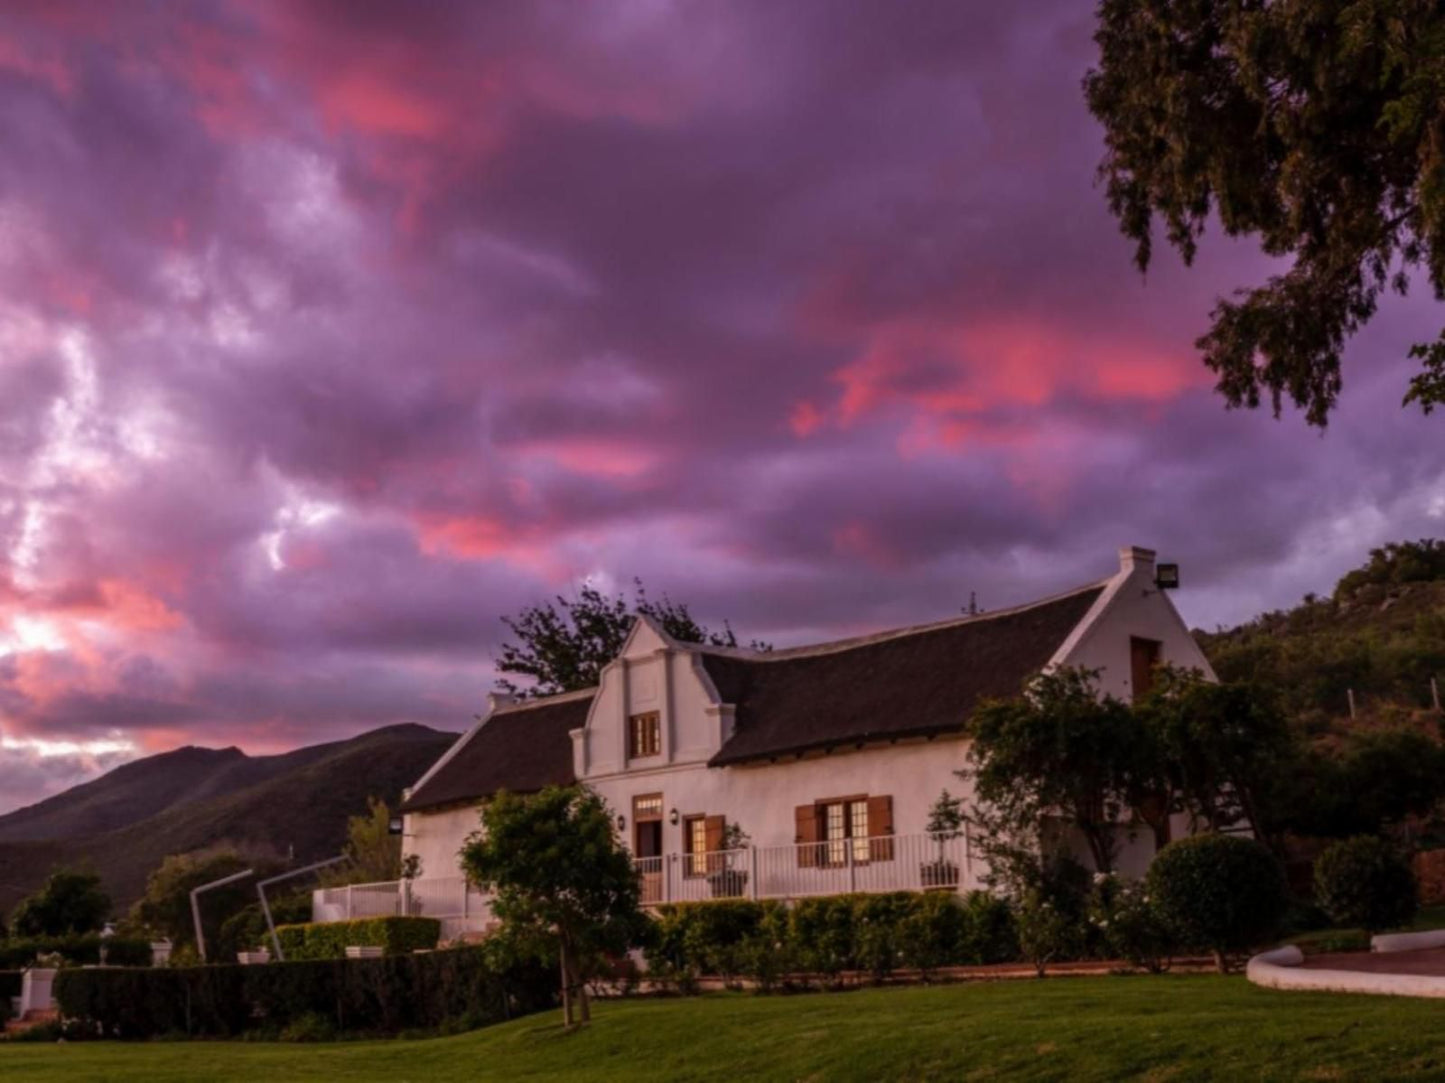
[315, 546, 1213, 934]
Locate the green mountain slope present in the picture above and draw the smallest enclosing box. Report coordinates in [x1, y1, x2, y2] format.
[0, 723, 457, 913]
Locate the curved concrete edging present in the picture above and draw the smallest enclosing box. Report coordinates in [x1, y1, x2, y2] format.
[1247, 944, 1445, 998]
[1371, 929, 1445, 954]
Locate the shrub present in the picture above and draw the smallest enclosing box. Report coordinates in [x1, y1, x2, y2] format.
[790, 896, 856, 985]
[1014, 890, 1075, 976]
[1147, 834, 1288, 971]
[959, 891, 1018, 965]
[739, 902, 795, 993]
[851, 893, 914, 982]
[53, 943, 555, 1039]
[1088, 875, 1175, 973]
[896, 891, 968, 978]
[273, 917, 440, 961]
[650, 891, 1022, 990]
[647, 900, 769, 990]
[1314, 835, 1419, 933]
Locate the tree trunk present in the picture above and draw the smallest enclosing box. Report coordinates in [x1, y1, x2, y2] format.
[559, 938, 573, 1028]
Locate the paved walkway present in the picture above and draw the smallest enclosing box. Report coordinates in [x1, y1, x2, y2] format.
[1301, 948, 1445, 976]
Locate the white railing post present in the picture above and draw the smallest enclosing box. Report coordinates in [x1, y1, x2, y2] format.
[346, 884, 354, 920]
[749, 847, 758, 900]
[664, 854, 673, 904]
[401, 879, 411, 917]
[847, 846, 856, 893]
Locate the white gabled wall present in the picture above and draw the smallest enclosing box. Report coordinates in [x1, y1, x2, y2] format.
[576, 615, 727, 779]
[1050, 546, 1215, 701]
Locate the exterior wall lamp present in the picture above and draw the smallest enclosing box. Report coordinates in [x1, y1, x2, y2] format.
[669, 808, 679, 826]
[616, 814, 626, 832]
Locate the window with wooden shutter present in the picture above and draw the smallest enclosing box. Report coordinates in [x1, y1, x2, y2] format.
[1130, 637, 1162, 700]
[867, 794, 894, 862]
[683, 815, 707, 877]
[795, 803, 821, 867]
[704, 814, 726, 874]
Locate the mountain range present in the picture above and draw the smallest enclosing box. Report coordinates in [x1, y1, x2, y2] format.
[0, 723, 458, 915]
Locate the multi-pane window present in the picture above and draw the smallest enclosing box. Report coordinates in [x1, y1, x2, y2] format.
[629, 712, 661, 758]
[822, 799, 869, 865]
[685, 816, 708, 876]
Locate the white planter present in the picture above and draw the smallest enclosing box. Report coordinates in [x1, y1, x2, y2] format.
[20, 968, 57, 1015]
[344, 946, 383, 959]
[237, 950, 271, 965]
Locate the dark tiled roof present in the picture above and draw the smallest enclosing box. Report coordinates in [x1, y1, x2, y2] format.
[400, 693, 591, 813]
[702, 585, 1104, 766]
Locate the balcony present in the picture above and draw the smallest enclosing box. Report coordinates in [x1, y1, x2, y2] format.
[312, 834, 980, 935]
[311, 876, 494, 942]
[636, 832, 980, 906]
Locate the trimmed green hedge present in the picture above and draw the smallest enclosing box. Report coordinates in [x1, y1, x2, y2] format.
[647, 891, 1018, 988]
[0, 970, 21, 1024]
[53, 944, 555, 1039]
[273, 916, 441, 960]
[0, 935, 151, 970]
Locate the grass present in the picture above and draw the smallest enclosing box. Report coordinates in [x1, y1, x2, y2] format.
[7, 974, 1445, 1081]
[1288, 904, 1445, 955]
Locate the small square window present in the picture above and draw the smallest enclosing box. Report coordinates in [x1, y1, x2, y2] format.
[629, 712, 661, 758]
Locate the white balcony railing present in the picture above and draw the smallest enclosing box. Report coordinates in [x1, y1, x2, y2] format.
[313, 833, 980, 936]
[638, 832, 979, 906]
[311, 876, 493, 941]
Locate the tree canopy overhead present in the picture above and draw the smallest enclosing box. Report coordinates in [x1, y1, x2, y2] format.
[1086, 0, 1445, 423]
[497, 579, 768, 697]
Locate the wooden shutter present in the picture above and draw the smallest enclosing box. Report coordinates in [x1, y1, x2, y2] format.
[795, 804, 820, 868]
[1130, 637, 1161, 699]
[704, 814, 727, 875]
[867, 795, 894, 862]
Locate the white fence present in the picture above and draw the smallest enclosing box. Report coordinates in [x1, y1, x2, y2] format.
[311, 876, 493, 941]
[642, 832, 979, 905]
[313, 834, 980, 936]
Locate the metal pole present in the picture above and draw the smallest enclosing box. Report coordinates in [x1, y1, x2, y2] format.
[1347, 688, 1357, 719]
[1432, 677, 1441, 712]
[190, 868, 254, 963]
[255, 856, 347, 962]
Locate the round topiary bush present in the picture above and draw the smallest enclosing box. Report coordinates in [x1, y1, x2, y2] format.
[1146, 833, 1287, 971]
[1313, 835, 1418, 934]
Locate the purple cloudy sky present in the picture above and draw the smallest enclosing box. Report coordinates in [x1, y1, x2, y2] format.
[0, 0, 1440, 813]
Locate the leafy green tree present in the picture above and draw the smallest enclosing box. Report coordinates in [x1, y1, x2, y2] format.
[317, 797, 420, 888]
[967, 668, 1136, 873]
[1265, 729, 1445, 840]
[10, 869, 110, 937]
[459, 786, 645, 1028]
[127, 849, 276, 954]
[497, 579, 768, 697]
[1086, 1, 1445, 422]
[1135, 668, 1291, 845]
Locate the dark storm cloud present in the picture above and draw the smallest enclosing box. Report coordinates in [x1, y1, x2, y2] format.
[0, 0, 1439, 810]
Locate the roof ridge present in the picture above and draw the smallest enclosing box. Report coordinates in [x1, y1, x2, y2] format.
[689, 578, 1112, 663]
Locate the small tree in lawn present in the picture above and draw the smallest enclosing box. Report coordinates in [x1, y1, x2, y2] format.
[460, 786, 645, 1029]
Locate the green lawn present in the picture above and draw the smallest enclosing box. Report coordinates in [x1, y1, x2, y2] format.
[5, 974, 1445, 1082]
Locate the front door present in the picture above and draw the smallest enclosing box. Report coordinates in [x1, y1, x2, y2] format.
[633, 794, 664, 902]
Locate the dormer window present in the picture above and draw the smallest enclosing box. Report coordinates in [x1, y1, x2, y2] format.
[629, 711, 661, 758]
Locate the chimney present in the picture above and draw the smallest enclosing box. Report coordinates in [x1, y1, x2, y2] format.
[1118, 545, 1156, 575]
[486, 690, 517, 715]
